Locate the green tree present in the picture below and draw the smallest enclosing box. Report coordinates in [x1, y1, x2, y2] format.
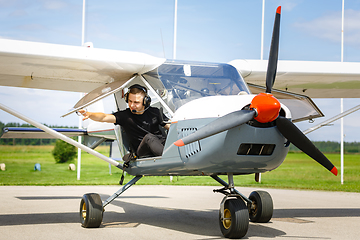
[52, 139, 77, 163]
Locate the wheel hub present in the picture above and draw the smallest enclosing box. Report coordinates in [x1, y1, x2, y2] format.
[81, 202, 87, 220]
[249, 201, 258, 216]
[222, 208, 232, 229]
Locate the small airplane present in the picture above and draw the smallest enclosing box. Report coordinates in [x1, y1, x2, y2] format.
[1, 6, 360, 239]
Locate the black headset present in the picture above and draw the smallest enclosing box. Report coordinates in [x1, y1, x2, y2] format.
[124, 84, 151, 108]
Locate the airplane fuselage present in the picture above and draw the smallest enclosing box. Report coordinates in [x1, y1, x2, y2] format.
[99, 94, 292, 176]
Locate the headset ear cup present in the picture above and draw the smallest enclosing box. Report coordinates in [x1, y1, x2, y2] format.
[143, 95, 151, 108]
[124, 92, 129, 103]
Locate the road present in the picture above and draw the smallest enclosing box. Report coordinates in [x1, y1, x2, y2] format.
[0, 185, 359, 239]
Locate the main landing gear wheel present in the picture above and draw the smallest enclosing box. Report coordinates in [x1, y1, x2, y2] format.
[248, 190, 273, 223]
[80, 193, 103, 228]
[219, 199, 249, 239]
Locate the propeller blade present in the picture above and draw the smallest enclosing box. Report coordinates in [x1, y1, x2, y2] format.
[276, 116, 338, 176]
[265, 6, 281, 93]
[174, 110, 255, 147]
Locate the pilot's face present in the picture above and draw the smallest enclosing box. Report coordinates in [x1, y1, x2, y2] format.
[128, 93, 145, 114]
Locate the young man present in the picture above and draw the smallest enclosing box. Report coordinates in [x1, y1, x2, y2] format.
[79, 84, 170, 158]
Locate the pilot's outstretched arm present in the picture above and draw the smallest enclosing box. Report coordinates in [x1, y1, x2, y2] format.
[78, 109, 116, 123]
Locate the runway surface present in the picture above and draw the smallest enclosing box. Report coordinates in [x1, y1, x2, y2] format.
[0, 185, 359, 239]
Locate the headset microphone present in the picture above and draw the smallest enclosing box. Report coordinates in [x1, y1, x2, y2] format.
[131, 106, 150, 114]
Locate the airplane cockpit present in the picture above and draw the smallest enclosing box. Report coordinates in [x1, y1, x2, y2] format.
[143, 60, 250, 112]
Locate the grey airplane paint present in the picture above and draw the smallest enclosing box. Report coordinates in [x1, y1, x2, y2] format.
[126, 118, 289, 176]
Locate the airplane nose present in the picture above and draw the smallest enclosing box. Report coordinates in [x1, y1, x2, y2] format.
[249, 93, 281, 123]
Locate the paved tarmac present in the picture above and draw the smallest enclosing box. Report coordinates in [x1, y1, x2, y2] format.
[0, 185, 359, 240]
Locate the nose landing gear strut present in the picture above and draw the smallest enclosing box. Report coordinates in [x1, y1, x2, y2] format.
[211, 174, 273, 239]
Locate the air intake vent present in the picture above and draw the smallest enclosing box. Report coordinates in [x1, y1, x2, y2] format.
[237, 143, 275, 156]
[180, 128, 201, 158]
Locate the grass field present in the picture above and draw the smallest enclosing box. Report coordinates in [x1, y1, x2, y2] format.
[0, 145, 359, 192]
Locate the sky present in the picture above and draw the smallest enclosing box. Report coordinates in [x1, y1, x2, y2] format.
[0, 0, 360, 142]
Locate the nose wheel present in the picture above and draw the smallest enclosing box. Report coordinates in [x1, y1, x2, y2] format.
[219, 198, 249, 239]
[248, 190, 273, 223]
[212, 174, 274, 239]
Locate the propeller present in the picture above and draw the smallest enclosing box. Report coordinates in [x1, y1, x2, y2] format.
[266, 6, 281, 94]
[174, 110, 255, 147]
[174, 7, 282, 147]
[276, 116, 338, 175]
[173, 6, 338, 176]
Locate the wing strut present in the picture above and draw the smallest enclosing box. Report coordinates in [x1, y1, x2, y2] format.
[0, 102, 122, 168]
[303, 103, 360, 135]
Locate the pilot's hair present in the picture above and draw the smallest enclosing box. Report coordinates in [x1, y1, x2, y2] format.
[129, 84, 147, 97]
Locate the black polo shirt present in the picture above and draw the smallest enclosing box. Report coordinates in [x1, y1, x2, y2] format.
[113, 107, 168, 150]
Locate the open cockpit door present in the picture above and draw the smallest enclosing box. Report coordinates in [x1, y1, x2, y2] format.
[61, 75, 137, 117]
[247, 83, 323, 122]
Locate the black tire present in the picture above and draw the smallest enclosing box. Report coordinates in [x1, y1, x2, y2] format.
[248, 190, 273, 223]
[80, 193, 103, 228]
[219, 198, 249, 239]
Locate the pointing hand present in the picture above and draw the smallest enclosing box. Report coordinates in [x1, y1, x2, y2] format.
[78, 109, 90, 121]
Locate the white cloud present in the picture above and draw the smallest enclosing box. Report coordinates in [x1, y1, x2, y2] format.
[40, 0, 68, 10]
[9, 9, 27, 17]
[293, 9, 360, 49]
[279, 0, 302, 12]
[0, 0, 19, 8]
[293, 11, 341, 43]
[16, 23, 47, 31]
[342, 9, 360, 47]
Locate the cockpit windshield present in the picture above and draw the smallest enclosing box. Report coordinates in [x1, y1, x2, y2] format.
[143, 60, 250, 112]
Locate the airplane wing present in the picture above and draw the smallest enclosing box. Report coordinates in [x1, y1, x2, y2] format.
[230, 59, 360, 98]
[1, 38, 359, 99]
[0, 38, 165, 93]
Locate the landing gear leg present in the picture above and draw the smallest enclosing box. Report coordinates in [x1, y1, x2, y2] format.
[102, 175, 143, 208]
[79, 175, 142, 228]
[212, 174, 251, 239]
[211, 174, 274, 238]
[211, 174, 252, 204]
